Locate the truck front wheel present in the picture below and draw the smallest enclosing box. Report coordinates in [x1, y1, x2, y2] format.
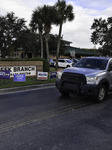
[96, 85, 107, 102]
[59, 89, 69, 96]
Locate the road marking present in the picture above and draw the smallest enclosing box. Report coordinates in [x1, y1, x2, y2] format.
[0, 101, 95, 133]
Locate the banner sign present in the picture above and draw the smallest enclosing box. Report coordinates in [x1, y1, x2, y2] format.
[37, 72, 48, 80]
[49, 72, 57, 79]
[0, 66, 36, 77]
[0, 70, 10, 79]
[14, 74, 26, 82]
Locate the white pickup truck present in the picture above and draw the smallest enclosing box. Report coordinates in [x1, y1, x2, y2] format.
[56, 57, 112, 102]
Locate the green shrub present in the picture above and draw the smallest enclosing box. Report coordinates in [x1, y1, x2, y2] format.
[43, 59, 50, 72]
[28, 58, 49, 72]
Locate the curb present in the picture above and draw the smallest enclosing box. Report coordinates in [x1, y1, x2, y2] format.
[0, 83, 55, 94]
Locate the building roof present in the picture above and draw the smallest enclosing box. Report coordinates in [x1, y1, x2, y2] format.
[64, 46, 100, 56]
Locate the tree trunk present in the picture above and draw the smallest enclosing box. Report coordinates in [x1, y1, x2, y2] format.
[56, 23, 63, 70]
[45, 33, 50, 62]
[40, 31, 43, 58]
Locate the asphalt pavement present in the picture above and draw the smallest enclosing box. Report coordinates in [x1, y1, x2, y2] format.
[0, 85, 112, 150]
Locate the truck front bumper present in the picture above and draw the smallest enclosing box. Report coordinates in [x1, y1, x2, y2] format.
[56, 79, 98, 96]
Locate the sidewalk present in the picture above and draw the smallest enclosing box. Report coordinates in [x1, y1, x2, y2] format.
[0, 83, 55, 95]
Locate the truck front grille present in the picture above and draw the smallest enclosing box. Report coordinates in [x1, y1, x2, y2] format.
[61, 72, 86, 85]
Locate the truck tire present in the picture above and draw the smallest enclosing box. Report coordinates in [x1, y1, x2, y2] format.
[59, 89, 69, 96]
[96, 85, 107, 102]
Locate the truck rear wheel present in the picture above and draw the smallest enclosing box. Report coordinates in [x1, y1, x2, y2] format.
[96, 85, 107, 102]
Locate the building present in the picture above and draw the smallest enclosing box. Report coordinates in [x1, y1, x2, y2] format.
[9, 39, 100, 59]
[64, 46, 100, 58]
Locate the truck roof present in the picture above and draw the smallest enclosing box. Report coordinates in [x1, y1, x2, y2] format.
[85, 56, 110, 60]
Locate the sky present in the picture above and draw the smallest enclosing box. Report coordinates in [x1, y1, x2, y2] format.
[0, 0, 112, 49]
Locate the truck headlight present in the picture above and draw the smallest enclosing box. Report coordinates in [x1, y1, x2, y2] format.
[86, 76, 98, 84]
[57, 71, 63, 79]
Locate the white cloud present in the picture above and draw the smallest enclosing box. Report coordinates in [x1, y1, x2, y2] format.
[0, 0, 31, 22]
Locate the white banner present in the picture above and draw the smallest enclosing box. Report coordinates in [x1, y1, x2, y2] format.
[37, 72, 48, 80]
[0, 66, 36, 77]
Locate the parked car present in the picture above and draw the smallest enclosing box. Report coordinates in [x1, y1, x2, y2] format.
[56, 56, 112, 102]
[49, 58, 55, 67]
[72, 58, 79, 63]
[54, 58, 73, 68]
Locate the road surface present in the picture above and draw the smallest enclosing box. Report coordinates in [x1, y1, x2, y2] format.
[0, 86, 112, 150]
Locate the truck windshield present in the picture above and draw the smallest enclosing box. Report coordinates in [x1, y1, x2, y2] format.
[74, 58, 108, 70]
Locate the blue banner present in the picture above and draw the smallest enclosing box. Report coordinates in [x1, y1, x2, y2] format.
[0, 70, 10, 79]
[49, 72, 57, 79]
[14, 74, 26, 82]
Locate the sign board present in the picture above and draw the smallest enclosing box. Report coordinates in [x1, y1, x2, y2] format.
[37, 72, 48, 80]
[0, 70, 10, 79]
[70, 50, 75, 57]
[0, 66, 36, 77]
[49, 72, 57, 79]
[14, 74, 26, 82]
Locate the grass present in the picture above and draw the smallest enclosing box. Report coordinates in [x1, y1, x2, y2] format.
[0, 77, 56, 89]
[0, 67, 59, 89]
[50, 67, 57, 72]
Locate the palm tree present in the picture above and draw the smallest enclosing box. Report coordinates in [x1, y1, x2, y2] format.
[42, 5, 56, 61]
[55, 0, 75, 69]
[30, 7, 44, 58]
[30, 5, 56, 61]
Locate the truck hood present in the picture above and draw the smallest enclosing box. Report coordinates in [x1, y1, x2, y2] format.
[64, 67, 106, 77]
